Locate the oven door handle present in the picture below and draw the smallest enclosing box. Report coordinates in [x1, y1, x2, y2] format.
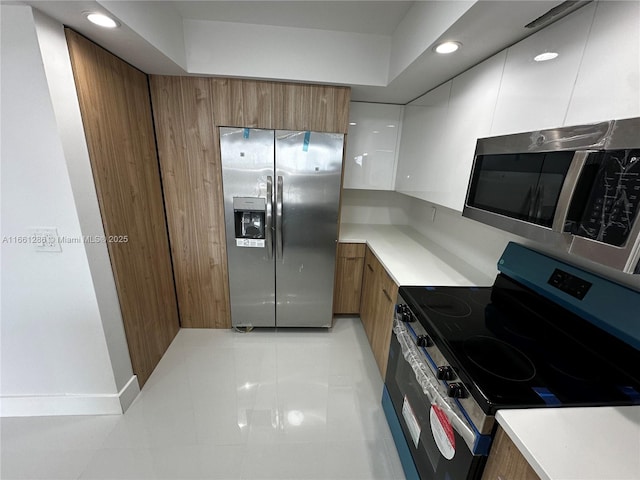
[393, 320, 478, 453]
[552, 150, 592, 233]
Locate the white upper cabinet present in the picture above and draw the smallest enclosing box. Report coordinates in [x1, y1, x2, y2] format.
[392, 1, 638, 213]
[343, 102, 403, 190]
[565, 1, 640, 125]
[395, 81, 451, 200]
[490, 2, 596, 136]
[394, 52, 505, 212]
[440, 51, 506, 211]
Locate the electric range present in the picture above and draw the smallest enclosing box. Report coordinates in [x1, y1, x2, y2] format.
[382, 242, 640, 480]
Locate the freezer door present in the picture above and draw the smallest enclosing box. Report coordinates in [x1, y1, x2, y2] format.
[220, 127, 276, 328]
[275, 130, 344, 327]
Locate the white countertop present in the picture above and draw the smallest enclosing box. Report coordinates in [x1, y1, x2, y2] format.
[339, 222, 640, 480]
[497, 407, 640, 480]
[339, 223, 493, 287]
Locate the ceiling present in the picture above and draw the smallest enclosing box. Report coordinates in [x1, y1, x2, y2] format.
[16, 0, 589, 104]
[171, 1, 414, 35]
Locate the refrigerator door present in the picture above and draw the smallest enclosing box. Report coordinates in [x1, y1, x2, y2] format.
[220, 127, 276, 328]
[275, 130, 344, 327]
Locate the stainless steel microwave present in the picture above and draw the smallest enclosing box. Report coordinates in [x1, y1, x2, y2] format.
[463, 117, 640, 274]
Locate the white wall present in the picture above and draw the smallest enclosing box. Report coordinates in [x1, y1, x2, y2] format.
[340, 190, 411, 226]
[405, 197, 640, 292]
[388, 1, 473, 82]
[99, 0, 187, 70]
[184, 19, 390, 86]
[0, 5, 138, 416]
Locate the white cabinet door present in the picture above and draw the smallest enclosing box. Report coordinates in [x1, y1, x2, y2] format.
[490, 2, 596, 136]
[437, 51, 506, 212]
[343, 102, 403, 190]
[395, 81, 451, 200]
[394, 53, 505, 212]
[565, 1, 640, 125]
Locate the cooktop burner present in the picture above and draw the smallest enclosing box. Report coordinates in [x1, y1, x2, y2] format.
[464, 336, 536, 382]
[399, 274, 640, 414]
[421, 293, 471, 318]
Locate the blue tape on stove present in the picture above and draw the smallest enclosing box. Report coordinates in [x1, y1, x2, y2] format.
[618, 386, 640, 402]
[533, 387, 562, 405]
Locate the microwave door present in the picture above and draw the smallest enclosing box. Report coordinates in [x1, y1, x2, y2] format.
[567, 149, 640, 273]
[464, 150, 582, 246]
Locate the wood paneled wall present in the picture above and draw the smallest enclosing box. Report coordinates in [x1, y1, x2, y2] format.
[66, 30, 180, 387]
[150, 76, 350, 328]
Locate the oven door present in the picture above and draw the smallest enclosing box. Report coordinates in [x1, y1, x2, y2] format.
[384, 328, 486, 480]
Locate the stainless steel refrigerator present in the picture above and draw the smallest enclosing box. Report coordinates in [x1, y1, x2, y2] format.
[219, 127, 344, 328]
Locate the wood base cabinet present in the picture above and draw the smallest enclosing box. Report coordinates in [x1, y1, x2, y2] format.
[360, 246, 398, 378]
[482, 426, 541, 480]
[333, 243, 366, 314]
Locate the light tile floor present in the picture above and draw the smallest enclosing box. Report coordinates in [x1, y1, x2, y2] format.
[1, 317, 405, 479]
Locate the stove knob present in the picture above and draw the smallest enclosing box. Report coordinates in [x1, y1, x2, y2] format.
[416, 334, 432, 347]
[395, 304, 414, 323]
[437, 366, 455, 381]
[447, 382, 466, 399]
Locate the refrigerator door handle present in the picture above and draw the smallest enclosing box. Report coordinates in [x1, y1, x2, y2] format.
[276, 175, 283, 259]
[266, 176, 274, 260]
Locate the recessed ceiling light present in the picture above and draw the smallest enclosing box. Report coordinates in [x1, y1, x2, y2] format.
[434, 41, 462, 54]
[85, 12, 119, 28]
[534, 52, 559, 62]
[349, 122, 357, 126]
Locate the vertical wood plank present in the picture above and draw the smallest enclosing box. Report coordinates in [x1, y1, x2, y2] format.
[65, 30, 179, 387]
[332, 86, 352, 134]
[279, 82, 313, 131]
[211, 77, 244, 127]
[150, 76, 231, 328]
[242, 80, 273, 128]
[309, 85, 333, 133]
[271, 82, 286, 130]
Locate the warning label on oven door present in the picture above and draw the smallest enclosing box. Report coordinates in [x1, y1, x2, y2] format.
[402, 395, 421, 448]
[430, 404, 456, 459]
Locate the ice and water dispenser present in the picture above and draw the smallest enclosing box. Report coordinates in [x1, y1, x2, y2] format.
[233, 197, 266, 247]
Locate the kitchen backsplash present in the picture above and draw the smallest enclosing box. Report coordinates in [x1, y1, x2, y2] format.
[340, 189, 411, 225]
[341, 189, 640, 292]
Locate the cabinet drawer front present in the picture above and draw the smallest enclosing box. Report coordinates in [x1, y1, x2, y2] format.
[338, 242, 366, 259]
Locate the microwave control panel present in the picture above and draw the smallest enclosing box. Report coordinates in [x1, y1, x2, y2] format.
[570, 149, 640, 247]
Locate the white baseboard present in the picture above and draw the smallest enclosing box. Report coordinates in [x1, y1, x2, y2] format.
[118, 375, 140, 413]
[0, 375, 140, 417]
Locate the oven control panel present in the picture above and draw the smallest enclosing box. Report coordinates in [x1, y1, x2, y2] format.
[395, 296, 494, 436]
[547, 268, 592, 300]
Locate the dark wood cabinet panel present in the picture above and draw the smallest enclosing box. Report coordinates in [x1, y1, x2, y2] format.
[149, 76, 231, 329]
[211, 77, 244, 128]
[333, 243, 366, 314]
[359, 246, 398, 378]
[242, 80, 273, 128]
[66, 29, 179, 387]
[482, 426, 541, 480]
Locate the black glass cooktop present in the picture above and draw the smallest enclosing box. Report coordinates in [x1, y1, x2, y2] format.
[399, 275, 640, 414]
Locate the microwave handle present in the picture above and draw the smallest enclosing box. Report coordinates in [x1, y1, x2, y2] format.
[551, 151, 592, 233]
